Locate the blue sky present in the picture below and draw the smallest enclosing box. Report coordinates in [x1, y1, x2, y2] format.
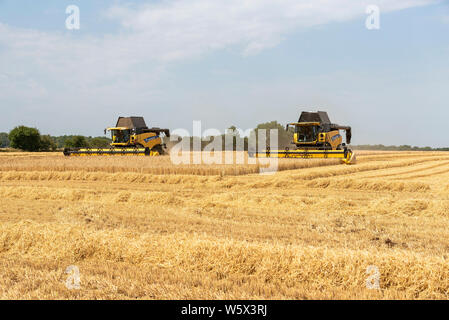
[0, 0, 448, 146]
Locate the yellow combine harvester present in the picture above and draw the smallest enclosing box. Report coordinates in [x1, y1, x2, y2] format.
[63, 116, 170, 156]
[249, 111, 356, 164]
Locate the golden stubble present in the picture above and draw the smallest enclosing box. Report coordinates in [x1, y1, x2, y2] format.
[0, 150, 448, 299]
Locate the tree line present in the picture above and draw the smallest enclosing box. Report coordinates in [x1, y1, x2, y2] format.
[1, 124, 448, 152]
[0, 126, 111, 151]
[168, 121, 294, 151]
[1, 122, 293, 152]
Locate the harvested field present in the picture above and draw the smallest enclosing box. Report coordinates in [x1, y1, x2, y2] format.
[0, 150, 448, 299]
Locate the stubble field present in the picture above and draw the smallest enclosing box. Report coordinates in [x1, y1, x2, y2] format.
[0, 150, 448, 299]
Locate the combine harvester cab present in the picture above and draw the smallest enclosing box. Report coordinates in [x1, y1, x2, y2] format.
[249, 111, 356, 164]
[63, 116, 170, 157]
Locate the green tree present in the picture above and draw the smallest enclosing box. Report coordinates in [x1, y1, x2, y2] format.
[0, 132, 9, 148]
[39, 135, 57, 151]
[8, 126, 41, 151]
[89, 137, 111, 148]
[250, 121, 293, 150]
[64, 135, 89, 148]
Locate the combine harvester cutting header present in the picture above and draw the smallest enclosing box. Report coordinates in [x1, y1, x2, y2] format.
[63, 116, 170, 156]
[249, 111, 356, 164]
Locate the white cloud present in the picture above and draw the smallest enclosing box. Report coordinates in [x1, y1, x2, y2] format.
[105, 0, 438, 56]
[0, 0, 436, 87]
[0, 0, 439, 134]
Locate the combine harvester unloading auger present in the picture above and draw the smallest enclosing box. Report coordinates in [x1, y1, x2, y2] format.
[249, 111, 356, 164]
[63, 116, 170, 157]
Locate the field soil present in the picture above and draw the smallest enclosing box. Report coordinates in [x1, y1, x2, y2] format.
[0, 151, 448, 299]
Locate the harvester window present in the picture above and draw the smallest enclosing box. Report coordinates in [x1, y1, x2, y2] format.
[296, 125, 318, 142]
[112, 130, 130, 143]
